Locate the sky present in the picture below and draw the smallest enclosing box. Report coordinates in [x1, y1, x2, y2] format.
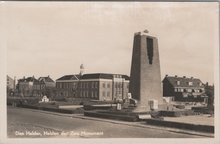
[4, 2, 219, 84]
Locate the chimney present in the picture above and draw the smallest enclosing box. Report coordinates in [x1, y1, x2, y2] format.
[175, 75, 178, 77]
[165, 74, 168, 77]
[183, 76, 186, 78]
[206, 82, 209, 86]
[191, 77, 193, 79]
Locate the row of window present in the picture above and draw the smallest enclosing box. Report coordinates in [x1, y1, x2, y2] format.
[174, 88, 203, 93]
[79, 91, 98, 98]
[56, 82, 129, 90]
[102, 83, 111, 88]
[80, 82, 99, 89]
[56, 82, 77, 89]
[102, 91, 111, 97]
[176, 81, 202, 86]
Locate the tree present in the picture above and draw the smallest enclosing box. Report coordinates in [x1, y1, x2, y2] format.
[205, 84, 214, 111]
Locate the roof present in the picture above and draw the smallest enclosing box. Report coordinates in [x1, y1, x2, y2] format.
[122, 75, 130, 80]
[81, 73, 130, 80]
[163, 76, 204, 88]
[81, 73, 113, 79]
[39, 76, 55, 83]
[56, 74, 80, 81]
[18, 76, 38, 82]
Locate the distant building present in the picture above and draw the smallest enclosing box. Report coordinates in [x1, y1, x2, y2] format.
[56, 73, 130, 101]
[162, 75, 206, 102]
[32, 76, 56, 97]
[56, 74, 81, 97]
[17, 76, 38, 97]
[7, 75, 15, 96]
[7, 75, 15, 90]
[17, 76, 56, 97]
[77, 73, 130, 101]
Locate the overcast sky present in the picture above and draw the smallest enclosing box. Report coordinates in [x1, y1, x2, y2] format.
[5, 2, 219, 84]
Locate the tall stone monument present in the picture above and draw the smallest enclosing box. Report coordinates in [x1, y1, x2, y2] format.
[129, 30, 163, 112]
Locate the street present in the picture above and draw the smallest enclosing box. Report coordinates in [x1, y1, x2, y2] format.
[7, 107, 203, 138]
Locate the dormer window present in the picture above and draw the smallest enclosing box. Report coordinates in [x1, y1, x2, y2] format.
[188, 82, 193, 86]
[176, 81, 180, 85]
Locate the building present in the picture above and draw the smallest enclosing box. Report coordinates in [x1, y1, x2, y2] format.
[162, 75, 206, 102]
[56, 74, 81, 97]
[56, 73, 130, 101]
[17, 76, 56, 97]
[17, 76, 38, 97]
[7, 75, 15, 90]
[77, 73, 129, 101]
[32, 76, 56, 97]
[7, 75, 15, 96]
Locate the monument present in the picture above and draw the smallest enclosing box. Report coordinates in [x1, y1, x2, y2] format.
[84, 30, 164, 121]
[129, 30, 163, 112]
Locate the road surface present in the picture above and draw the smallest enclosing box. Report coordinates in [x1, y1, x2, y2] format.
[7, 107, 203, 138]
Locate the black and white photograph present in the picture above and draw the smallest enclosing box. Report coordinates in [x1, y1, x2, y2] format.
[0, 1, 219, 144]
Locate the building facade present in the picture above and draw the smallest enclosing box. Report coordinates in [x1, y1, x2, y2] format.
[56, 74, 81, 97]
[7, 75, 15, 96]
[32, 76, 56, 97]
[56, 73, 130, 101]
[17, 76, 56, 97]
[162, 75, 206, 102]
[78, 73, 129, 101]
[17, 76, 37, 97]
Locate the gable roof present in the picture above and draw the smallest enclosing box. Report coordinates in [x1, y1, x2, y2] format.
[18, 76, 38, 82]
[163, 76, 204, 88]
[56, 74, 80, 81]
[39, 76, 55, 83]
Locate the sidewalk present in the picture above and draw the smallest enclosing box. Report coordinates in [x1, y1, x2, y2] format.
[18, 107, 214, 138]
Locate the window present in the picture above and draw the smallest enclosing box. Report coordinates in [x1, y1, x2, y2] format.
[107, 92, 110, 97]
[94, 91, 98, 98]
[95, 82, 98, 88]
[176, 81, 180, 85]
[174, 88, 178, 92]
[91, 91, 93, 98]
[188, 82, 193, 86]
[102, 91, 105, 97]
[187, 89, 192, 92]
[107, 83, 110, 88]
[86, 91, 88, 97]
[103, 83, 106, 88]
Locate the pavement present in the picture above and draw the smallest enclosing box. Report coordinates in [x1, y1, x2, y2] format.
[164, 115, 214, 126]
[7, 106, 214, 138]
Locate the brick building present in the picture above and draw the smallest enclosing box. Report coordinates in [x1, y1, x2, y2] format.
[162, 75, 206, 101]
[56, 73, 130, 101]
[77, 73, 129, 101]
[32, 76, 56, 97]
[17, 76, 38, 97]
[17, 76, 56, 97]
[56, 74, 81, 97]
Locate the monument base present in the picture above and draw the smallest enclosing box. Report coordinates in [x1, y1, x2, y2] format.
[84, 109, 153, 122]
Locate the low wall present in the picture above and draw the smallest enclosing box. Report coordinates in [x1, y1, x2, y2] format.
[84, 111, 139, 122]
[18, 104, 83, 114]
[146, 119, 214, 133]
